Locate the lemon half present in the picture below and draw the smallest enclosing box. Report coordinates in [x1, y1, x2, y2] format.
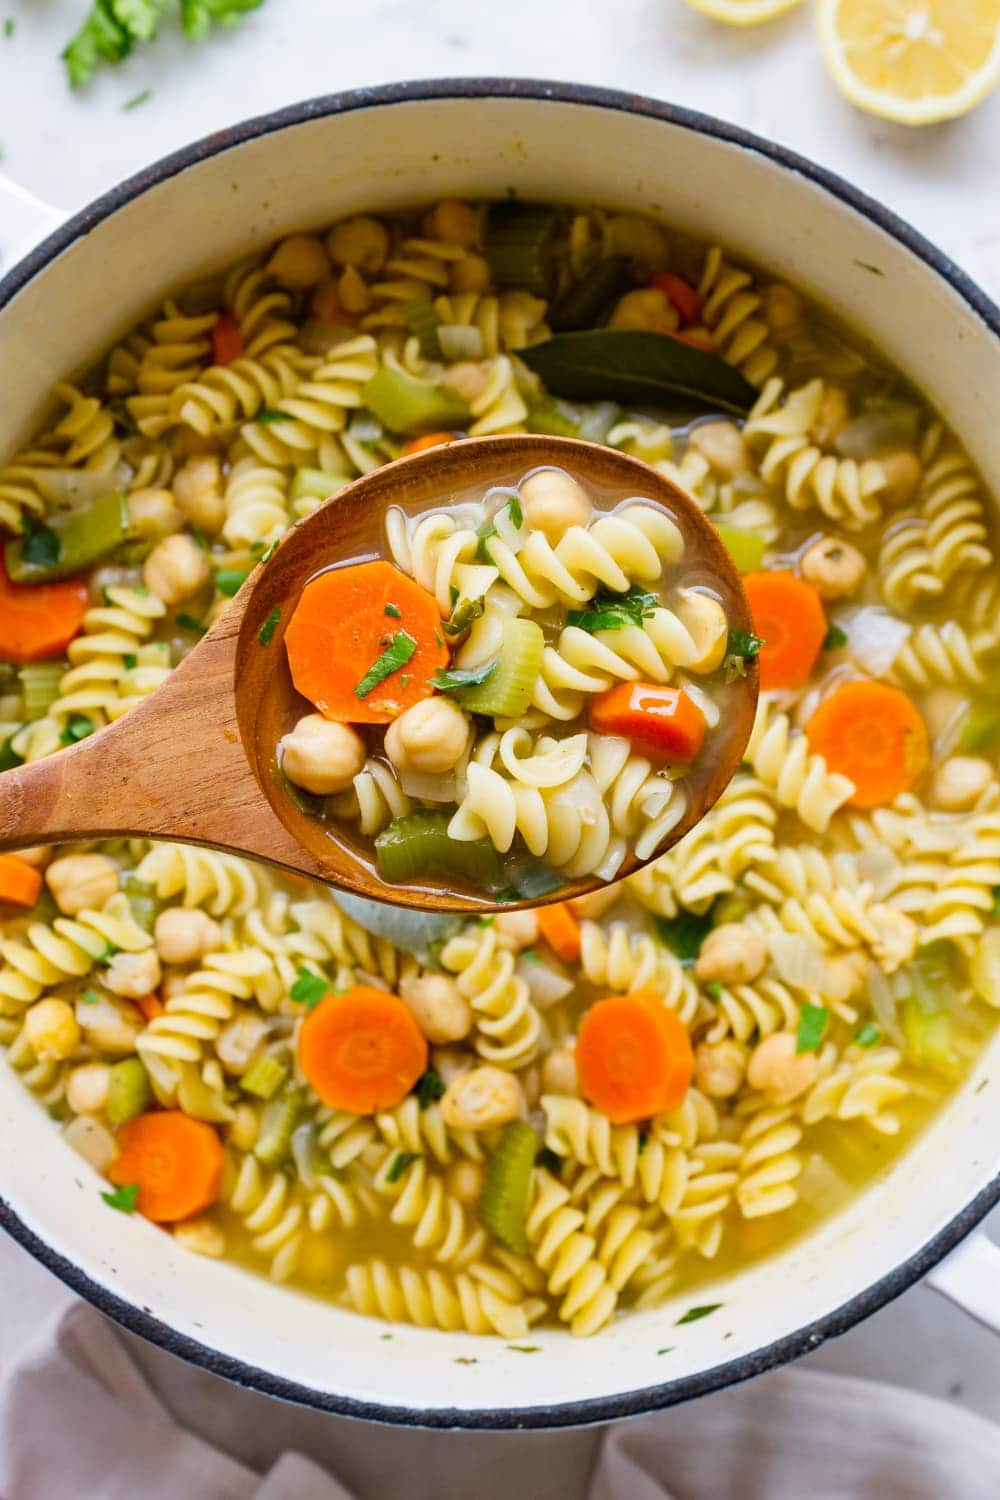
[683, 0, 803, 26]
[818, 0, 1000, 124]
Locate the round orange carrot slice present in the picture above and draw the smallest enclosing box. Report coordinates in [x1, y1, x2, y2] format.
[806, 678, 928, 808]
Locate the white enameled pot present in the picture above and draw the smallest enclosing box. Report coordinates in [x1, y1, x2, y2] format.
[1, 81, 999, 1429]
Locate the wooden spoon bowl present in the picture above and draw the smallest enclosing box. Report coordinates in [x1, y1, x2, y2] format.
[0, 435, 758, 913]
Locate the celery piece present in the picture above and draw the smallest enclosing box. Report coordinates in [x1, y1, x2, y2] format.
[242, 1054, 288, 1100]
[909, 941, 953, 1010]
[715, 525, 765, 574]
[18, 662, 63, 720]
[255, 1087, 304, 1166]
[400, 297, 441, 360]
[550, 255, 633, 331]
[5, 491, 128, 582]
[449, 617, 544, 719]
[290, 468, 347, 505]
[483, 204, 561, 296]
[106, 1058, 152, 1126]
[122, 875, 162, 934]
[375, 810, 502, 889]
[525, 399, 581, 438]
[362, 366, 469, 437]
[477, 1120, 539, 1254]
[956, 699, 1000, 756]
[901, 995, 955, 1068]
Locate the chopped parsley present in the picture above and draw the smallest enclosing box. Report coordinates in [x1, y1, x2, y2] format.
[566, 585, 658, 635]
[705, 979, 723, 1001]
[384, 602, 402, 618]
[507, 493, 523, 529]
[442, 595, 486, 638]
[521, 947, 541, 964]
[430, 659, 498, 693]
[62, 0, 266, 88]
[416, 1069, 446, 1108]
[723, 629, 764, 681]
[675, 1303, 722, 1325]
[81, 988, 100, 1005]
[823, 624, 848, 651]
[652, 906, 715, 966]
[122, 88, 152, 110]
[399, 674, 410, 689]
[21, 526, 60, 570]
[289, 967, 329, 1008]
[854, 1022, 881, 1049]
[102, 1183, 139, 1213]
[175, 612, 207, 635]
[122, 653, 138, 670]
[59, 714, 94, 746]
[796, 1002, 828, 1054]
[475, 520, 498, 561]
[355, 630, 417, 700]
[215, 568, 249, 597]
[385, 1151, 419, 1184]
[251, 538, 278, 563]
[506, 1344, 540, 1354]
[255, 408, 287, 424]
[258, 608, 281, 646]
[536, 1146, 562, 1173]
[657, 1346, 676, 1356]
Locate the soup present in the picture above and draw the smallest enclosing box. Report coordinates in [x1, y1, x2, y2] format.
[0, 198, 999, 1338]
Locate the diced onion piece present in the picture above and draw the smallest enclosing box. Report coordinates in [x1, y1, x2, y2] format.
[768, 932, 828, 991]
[850, 847, 900, 898]
[63, 1115, 118, 1173]
[517, 958, 575, 1009]
[397, 767, 458, 803]
[839, 606, 910, 678]
[866, 963, 905, 1046]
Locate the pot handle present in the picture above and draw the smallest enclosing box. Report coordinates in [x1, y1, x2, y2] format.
[926, 1228, 1000, 1334]
[0, 173, 67, 272]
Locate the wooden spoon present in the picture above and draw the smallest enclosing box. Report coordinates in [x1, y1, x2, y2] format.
[0, 435, 758, 913]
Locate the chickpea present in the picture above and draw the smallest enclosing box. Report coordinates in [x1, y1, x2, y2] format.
[76, 995, 140, 1055]
[450, 253, 491, 294]
[686, 420, 751, 478]
[424, 200, 479, 248]
[541, 1044, 578, 1097]
[799, 536, 867, 600]
[14, 844, 51, 868]
[216, 1011, 270, 1074]
[520, 467, 592, 542]
[694, 1040, 747, 1099]
[173, 1217, 227, 1259]
[444, 359, 492, 405]
[878, 448, 922, 509]
[609, 287, 677, 333]
[154, 906, 222, 966]
[869, 904, 918, 976]
[446, 1159, 485, 1206]
[494, 910, 539, 952]
[24, 998, 81, 1062]
[399, 973, 472, 1045]
[172, 454, 225, 535]
[104, 948, 162, 1000]
[695, 922, 767, 985]
[46, 853, 119, 916]
[762, 282, 804, 332]
[66, 1062, 111, 1116]
[266, 233, 329, 289]
[747, 1032, 819, 1104]
[605, 213, 668, 266]
[384, 698, 470, 776]
[127, 487, 183, 540]
[228, 1102, 259, 1152]
[326, 215, 389, 275]
[280, 713, 366, 795]
[431, 1046, 476, 1087]
[142, 533, 210, 607]
[440, 1066, 525, 1131]
[811, 386, 850, 447]
[931, 755, 993, 812]
[338, 265, 371, 315]
[676, 590, 728, 672]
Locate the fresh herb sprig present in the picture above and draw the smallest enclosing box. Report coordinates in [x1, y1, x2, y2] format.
[63, 0, 267, 89]
[566, 585, 658, 635]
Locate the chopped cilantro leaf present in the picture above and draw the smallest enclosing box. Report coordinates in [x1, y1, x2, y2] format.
[215, 568, 249, 597]
[384, 602, 402, 618]
[251, 538, 278, 563]
[355, 630, 417, 700]
[652, 906, 714, 966]
[102, 1183, 139, 1213]
[59, 714, 94, 746]
[566, 585, 658, 634]
[449, 584, 459, 605]
[854, 1022, 881, 1049]
[675, 1303, 722, 1325]
[725, 628, 764, 666]
[430, 659, 498, 692]
[796, 1003, 828, 1054]
[122, 653, 138, 670]
[175, 612, 207, 635]
[507, 493, 523, 529]
[416, 1069, 446, 1108]
[386, 1151, 419, 1184]
[823, 624, 848, 651]
[289, 966, 329, 1008]
[258, 608, 281, 646]
[180, 0, 266, 45]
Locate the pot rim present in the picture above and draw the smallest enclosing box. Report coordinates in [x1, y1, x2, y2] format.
[1, 76, 999, 1432]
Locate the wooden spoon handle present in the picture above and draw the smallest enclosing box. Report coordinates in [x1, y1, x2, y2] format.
[0, 609, 322, 875]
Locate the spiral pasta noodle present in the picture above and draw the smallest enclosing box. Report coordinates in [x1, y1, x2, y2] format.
[698, 247, 780, 387]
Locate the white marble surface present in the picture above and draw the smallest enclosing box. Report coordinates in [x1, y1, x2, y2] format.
[2, 0, 1000, 1482]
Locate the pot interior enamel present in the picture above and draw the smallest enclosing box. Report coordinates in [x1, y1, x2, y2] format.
[1, 87, 999, 1425]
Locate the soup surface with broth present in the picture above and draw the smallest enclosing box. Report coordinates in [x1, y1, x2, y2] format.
[0, 199, 998, 1339]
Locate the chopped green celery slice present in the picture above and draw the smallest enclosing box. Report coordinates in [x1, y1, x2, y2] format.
[478, 1119, 539, 1254]
[375, 810, 502, 888]
[525, 399, 581, 438]
[450, 618, 544, 719]
[956, 699, 1000, 755]
[255, 1087, 304, 1165]
[122, 875, 162, 934]
[362, 366, 470, 437]
[483, 204, 561, 296]
[909, 941, 953, 1010]
[5, 491, 129, 582]
[106, 1058, 152, 1126]
[550, 255, 633, 331]
[18, 662, 63, 719]
[400, 297, 441, 359]
[242, 1054, 288, 1100]
[715, 525, 766, 574]
[290, 468, 347, 504]
[900, 995, 955, 1068]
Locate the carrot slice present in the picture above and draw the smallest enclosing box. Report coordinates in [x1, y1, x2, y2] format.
[298, 984, 428, 1112]
[806, 679, 929, 808]
[132, 991, 166, 1024]
[108, 1110, 224, 1223]
[536, 902, 581, 963]
[284, 559, 450, 725]
[211, 314, 244, 366]
[589, 682, 706, 762]
[576, 991, 693, 1125]
[0, 554, 89, 664]
[401, 432, 460, 456]
[744, 571, 827, 691]
[649, 270, 703, 328]
[0, 854, 42, 908]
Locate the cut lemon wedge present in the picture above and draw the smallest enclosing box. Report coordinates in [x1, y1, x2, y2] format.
[818, 0, 1000, 124]
[682, 0, 803, 24]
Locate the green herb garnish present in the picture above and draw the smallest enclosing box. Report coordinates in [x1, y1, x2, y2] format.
[255, 408, 288, 425]
[416, 1069, 446, 1108]
[854, 1022, 881, 1049]
[355, 630, 417, 700]
[521, 947, 541, 964]
[442, 595, 486, 638]
[122, 87, 152, 110]
[796, 1003, 828, 1054]
[705, 980, 723, 1001]
[475, 520, 498, 561]
[251, 538, 279, 563]
[506, 1345, 541, 1354]
[62, 0, 266, 88]
[258, 608, 281, 646]
[4, 18, 14, 36]
[823, 624, 848, 651]
[59, 714, 94, 746]
[386, 1151, 420, 1184]
[21, 526, 60, 570]
[430, 658, 498, 693]
[122, 653, 138, 670]
[507, 493, 523, 529]
[384, 602, 402, 618]
[101, 1183, 139, 1213]
[536, 1146, 562, 1173]
[215, 568, 249, 597]
[81, 988, 100, 1005]
[566, 585, 658, 634]
[675, 1303, 722, 1325]
[652, 907, 715, 966]
[175, 612, 207, 635]
[289, 966, 329, 1008]
[723, 629, 764, 681]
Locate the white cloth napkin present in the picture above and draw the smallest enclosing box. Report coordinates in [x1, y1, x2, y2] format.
[3, 1297, 1000, 1500]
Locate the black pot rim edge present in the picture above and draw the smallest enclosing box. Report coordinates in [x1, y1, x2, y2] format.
[1, 76, 999, 1433]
